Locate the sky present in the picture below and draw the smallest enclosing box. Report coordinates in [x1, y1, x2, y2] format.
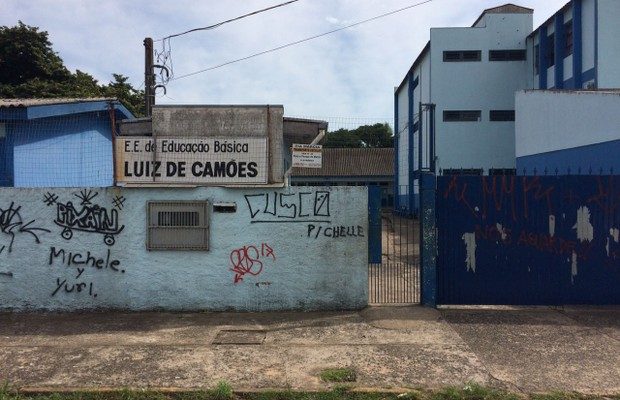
[2, 0, 568, 123]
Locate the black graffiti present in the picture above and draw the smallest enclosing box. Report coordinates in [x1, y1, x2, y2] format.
[52, 278, 97, 298]
[307, 224, 365, 239]
[112, 195, 126, 210]
[43, 192, 58, 206]
[48, 247, 124, 274]
[0, 202, 50, 252]
[244, 191, 331, 223]
[54, 201, 124, 246]
[75, 189, 98, 205]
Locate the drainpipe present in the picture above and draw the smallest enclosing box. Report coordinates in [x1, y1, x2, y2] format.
[284, 129, 326, 187]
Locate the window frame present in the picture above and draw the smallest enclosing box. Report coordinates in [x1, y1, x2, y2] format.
[443, 110, 482, 122]
[547, 33, 555, 67]
[443, 50, 482, 62]
[489, 110, 516, 122]
[146, 200, 210, 251]
[489, 50, 527, 61]
[564, 20, 574, 56]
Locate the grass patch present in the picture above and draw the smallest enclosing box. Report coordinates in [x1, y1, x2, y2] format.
[207, 382, 233, 400]
[319, 368, 357, 383]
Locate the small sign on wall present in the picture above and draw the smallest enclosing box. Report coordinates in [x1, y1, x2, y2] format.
[292, 144, 322, 169]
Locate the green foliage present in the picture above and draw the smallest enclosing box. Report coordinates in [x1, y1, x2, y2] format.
[207, 381, 234, 400]
[0, 22, 145, 117]
[323, 123, 393, 148]
[319, 368, 357, 383]
[431, 383, 520, 400]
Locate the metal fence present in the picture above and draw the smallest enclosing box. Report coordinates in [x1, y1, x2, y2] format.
[368, 185, 420, 304]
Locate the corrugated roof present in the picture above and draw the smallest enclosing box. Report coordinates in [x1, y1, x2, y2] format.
[0, 98, 115, 108]
[472, 3, 533, 27]
[292, 148, 394, 177]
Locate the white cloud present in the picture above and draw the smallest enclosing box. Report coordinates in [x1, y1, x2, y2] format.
[1, 0, 569, 120]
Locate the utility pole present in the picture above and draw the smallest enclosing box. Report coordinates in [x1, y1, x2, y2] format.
[144, 37, 154, 117]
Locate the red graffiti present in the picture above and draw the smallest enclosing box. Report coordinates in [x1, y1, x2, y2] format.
[444, 176, 477, 217]
[230, 243, 275, 284]
[522, 176, 555, 219]
[482, 176, 517, 221]
[587, 176, 619, 215]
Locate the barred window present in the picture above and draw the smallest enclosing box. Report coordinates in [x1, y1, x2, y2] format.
[147, 201, 209, 250]
[443, 50, 481, 62]
[489, 50, 526, 61]
[443, 110, 481, 122]
[490, 110, 515, 121]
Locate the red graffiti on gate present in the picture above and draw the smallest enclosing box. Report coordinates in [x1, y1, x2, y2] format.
[230, 243, 276, 284]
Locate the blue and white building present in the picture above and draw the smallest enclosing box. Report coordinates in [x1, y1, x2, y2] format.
[527, 0, 620, 90]
[394, 4, 533, 214]
[0, 98, 134, 187]
[395, 1, 620, 214]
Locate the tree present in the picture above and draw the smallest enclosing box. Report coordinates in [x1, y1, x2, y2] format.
[0, 22, 145, 116]
[323, 123, 393, 148]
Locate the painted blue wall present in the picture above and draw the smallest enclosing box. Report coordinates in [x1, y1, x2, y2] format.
[437, 175, 620, 305]
[517, 139, 620, 175]
[1, 113, 113, 187]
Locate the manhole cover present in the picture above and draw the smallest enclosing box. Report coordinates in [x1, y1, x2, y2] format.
[212, 329, 266, 345]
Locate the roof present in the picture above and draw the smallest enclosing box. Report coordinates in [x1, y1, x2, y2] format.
[0, 97, 114, 108]
[284, 117, 329, 143]
[292, 148, 394, 177]
[0, 98, 134, 120]
[472, 3, 534, 27]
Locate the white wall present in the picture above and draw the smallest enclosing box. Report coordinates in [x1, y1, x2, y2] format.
[0, 186, 368, 311]
[397, 82, 409, 194]
[582, 0, 596, 74]
[516, 90, 620, 157]
[597, 0, 620, 88]
[430, 13, 532, 171]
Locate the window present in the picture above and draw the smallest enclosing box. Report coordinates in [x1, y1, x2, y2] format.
[489, 110, 515, 121]
[489, 168, 516, 176]
[489, 50, 526, 61]
[547, 33, 555, 67]
[147, 201, 210, 250]
[443, 50, 481, 62]
[442, 169, 483, 176]
[565, 21, 574, 56]
[443, 110, 481, 122]
[534, 44, 540, 75]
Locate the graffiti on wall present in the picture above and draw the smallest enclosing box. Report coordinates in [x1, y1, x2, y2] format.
[244, 191, 331, 223]
[0, 202, 50, 254]
[48, 246, 124, 298]
[437, 175, 620, 304]
[44, 190, 125, 246]
[229, 243, 276, 284]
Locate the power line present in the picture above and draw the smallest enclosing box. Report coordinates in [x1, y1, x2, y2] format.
[156, 0, 301, 42]
[171, 0, 434, 81]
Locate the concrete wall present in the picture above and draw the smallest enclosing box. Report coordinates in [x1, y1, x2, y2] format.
[515, 90, 620, 172]
[430, 13, 531, 172]
[0, 186, 368, 311]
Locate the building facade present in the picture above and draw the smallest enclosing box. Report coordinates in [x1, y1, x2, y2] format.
[527, 0, 620, 90]
[394, 4, 533, 214]
[516, 90, 620, 173]
[0, 98, 134, 187]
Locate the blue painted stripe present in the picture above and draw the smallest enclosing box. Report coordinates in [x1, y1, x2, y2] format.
[394, 91, 399, 210]
[539, 26, 548, 89]
[594, 0, 599, 86]
[582, 67, 596, 83]
[516, 138, 620, 175]
[573, 0, 583, 88]
[555, 15, 564, 89]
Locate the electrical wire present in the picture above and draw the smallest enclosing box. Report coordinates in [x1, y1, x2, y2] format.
[155, 0, 301, 42]
[171, 0, 433, 81]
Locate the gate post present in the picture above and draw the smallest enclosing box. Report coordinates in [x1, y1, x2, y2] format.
[419, 172, 437, 307]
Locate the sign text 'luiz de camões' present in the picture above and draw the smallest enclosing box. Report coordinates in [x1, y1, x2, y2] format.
[115, 137, 268, 184]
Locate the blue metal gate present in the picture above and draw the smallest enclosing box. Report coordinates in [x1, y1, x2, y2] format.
[436, 175, 620, 305]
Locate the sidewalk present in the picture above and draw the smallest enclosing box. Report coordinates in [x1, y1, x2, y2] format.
[0, 306, 618, 395]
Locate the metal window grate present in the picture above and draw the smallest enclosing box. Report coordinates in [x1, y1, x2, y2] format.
[489, 110, 515, 121]
[443, 50, 481, 62]
[489, 50, 526, 61]
[443, 110, 481, 122]
[147, 201, 209, 250]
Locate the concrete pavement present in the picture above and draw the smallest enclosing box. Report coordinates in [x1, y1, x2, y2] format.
[0, 306, 618, 395]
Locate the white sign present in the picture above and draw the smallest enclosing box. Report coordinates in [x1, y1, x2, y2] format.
[115, 137, 268, 185]
[292, 144, 322, 169]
